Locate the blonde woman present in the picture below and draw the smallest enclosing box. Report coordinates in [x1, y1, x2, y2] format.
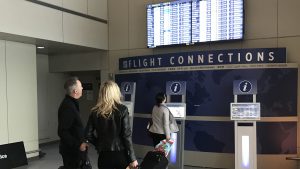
[85, 81, 138, 169]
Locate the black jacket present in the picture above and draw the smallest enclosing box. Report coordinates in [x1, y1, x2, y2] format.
[85, 103, 136, 162]
[58, 95, 84, 152]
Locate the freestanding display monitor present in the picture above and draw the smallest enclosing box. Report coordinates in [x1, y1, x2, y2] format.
[232, 80, 259, 169]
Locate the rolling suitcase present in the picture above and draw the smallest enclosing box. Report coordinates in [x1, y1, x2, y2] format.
[139, 151, 168, 169]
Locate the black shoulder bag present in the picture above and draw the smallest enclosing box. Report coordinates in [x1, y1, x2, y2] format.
[146, 117, 153, 137]
[80, 148, 92, 169]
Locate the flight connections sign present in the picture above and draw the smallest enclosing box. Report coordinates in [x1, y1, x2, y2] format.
[119, 48, 286, 71]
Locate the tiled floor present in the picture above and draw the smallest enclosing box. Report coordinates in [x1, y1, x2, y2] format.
[15, 142, 208, 169]
[15, 143, 98, 169]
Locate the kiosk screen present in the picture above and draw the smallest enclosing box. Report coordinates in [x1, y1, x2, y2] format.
[231, 103, 260, 120]
[165, 103, 186, 119]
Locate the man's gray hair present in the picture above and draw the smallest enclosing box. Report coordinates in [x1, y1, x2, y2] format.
[64, 76, 79, 95]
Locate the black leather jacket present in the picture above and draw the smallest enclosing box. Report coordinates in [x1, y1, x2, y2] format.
[85, 103, 136, 162]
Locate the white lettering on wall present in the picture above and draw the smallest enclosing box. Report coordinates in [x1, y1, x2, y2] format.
[143, 59, 148, 67]
[188, 55, 193, 64]
[198, 55, 204, 63]
[257, 52, 264, 61]
[157, 57, 162, 66]
[269, 52, 274, 61]
[208, 54, 213, 63]
[228, 53, 233, 63]
[178, 56, 184, 64]
[218, 53, 223, 63]
[120, 49, 284, 70]
[170, 57, 175, 65]
[245, 52, 252, 62]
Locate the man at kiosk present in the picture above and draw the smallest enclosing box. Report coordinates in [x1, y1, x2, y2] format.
[149, 92, 179, 147]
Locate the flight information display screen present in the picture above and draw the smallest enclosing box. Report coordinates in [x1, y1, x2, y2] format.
[147, 0, 192, 48]
[231, 103, 261, 120]
[147, 0, 244, 48]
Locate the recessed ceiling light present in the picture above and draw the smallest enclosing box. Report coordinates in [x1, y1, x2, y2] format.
[37, 46, 45, 49]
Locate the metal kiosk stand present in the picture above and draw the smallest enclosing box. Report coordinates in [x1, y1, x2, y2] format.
[120, 82, 136, 129]
[165, 81, 186, 169]
[231, 80, 261, 169]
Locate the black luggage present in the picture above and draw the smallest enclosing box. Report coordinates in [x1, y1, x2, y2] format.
[139, 151, 168, 169]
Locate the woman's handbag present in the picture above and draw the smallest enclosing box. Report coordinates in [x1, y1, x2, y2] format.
[168, 111, 179, 132]
[146, 118, 153, 137]
[80, 149, 92, 169]
[162, 105, 179, 133]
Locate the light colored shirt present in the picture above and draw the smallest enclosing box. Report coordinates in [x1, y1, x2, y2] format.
[149, 104, 171, 138]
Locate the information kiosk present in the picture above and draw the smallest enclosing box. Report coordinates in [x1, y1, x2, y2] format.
[120, 82, 136, 128]
[231, 80, 260, 169]
[165, 81, 186, 169]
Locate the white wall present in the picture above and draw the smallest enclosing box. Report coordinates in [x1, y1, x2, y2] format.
[37, 54, 67, 143]
[0, 40, 8, 145]
[63, 0, 87, 14]
[0, 40, 39, 158]
[39, 0, 62, 7]
[6, 41, 38, 158]
[38, 0, 108, 20]
[37, 55, 103, 143]
[0, 0, 63, 42]
[49, 51, 108, 72]
[0, 0, 108, 50]
[63, 13, 108, 49]
[88, 0, 108, 20]
[72, 72, 100, 125]
[37, 54, 49, 142]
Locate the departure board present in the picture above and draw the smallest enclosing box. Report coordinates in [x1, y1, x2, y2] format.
[147, 0, 192, 48]
[191, 0, 244, 42]
[147, 0, 244, 48]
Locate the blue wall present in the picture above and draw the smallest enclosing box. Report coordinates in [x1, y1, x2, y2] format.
[116, 67, 297, 154]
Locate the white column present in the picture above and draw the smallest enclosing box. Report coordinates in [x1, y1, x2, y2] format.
[5, 41, 39, 158]
[0, 40, 8, 145]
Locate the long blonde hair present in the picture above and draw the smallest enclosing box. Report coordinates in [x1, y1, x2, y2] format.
[91, 81, 122, 118]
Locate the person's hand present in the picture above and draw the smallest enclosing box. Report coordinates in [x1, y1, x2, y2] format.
[129, 160, 138, 169]
[166, 136, 171, 141]
[79, 142, 88, 151]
